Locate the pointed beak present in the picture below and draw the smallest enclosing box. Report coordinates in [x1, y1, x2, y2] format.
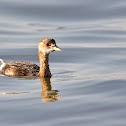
[51, 45, 61, 51]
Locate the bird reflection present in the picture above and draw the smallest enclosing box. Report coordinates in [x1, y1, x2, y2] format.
[39, 77, 60, 102]
[0, 75, 60, 102]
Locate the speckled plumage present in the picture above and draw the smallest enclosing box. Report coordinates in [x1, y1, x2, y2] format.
[0, 37, 61, 77]
[1, 61, 39, 76]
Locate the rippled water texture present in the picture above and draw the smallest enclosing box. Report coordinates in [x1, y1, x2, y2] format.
[0, 0, 126, 126]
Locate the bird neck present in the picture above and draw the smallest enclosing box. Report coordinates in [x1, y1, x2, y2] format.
[38, 50, 51, 77]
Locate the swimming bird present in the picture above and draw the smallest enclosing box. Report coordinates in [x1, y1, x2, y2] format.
[0, 37, 61, 77]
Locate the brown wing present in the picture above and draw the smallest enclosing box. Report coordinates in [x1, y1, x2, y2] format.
[5, 61, 40, 76]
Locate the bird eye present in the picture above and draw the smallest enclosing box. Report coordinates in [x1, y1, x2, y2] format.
[46, 43, 50, 46]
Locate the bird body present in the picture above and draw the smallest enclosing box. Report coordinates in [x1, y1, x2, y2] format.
[0, 38, 61, 77]
[0, 61, 39, 76]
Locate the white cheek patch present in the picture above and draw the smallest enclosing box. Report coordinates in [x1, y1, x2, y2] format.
[41, 48, 53, 55]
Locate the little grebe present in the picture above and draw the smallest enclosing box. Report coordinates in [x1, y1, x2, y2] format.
[0, 37, 61, 77]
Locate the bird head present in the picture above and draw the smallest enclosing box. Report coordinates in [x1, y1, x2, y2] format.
[39, 37, 61, 55]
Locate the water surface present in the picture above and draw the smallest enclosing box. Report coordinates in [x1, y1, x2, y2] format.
[0, 0, 126, 126]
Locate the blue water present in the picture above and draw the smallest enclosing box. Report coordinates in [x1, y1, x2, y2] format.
[0, 0, 126, 126]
